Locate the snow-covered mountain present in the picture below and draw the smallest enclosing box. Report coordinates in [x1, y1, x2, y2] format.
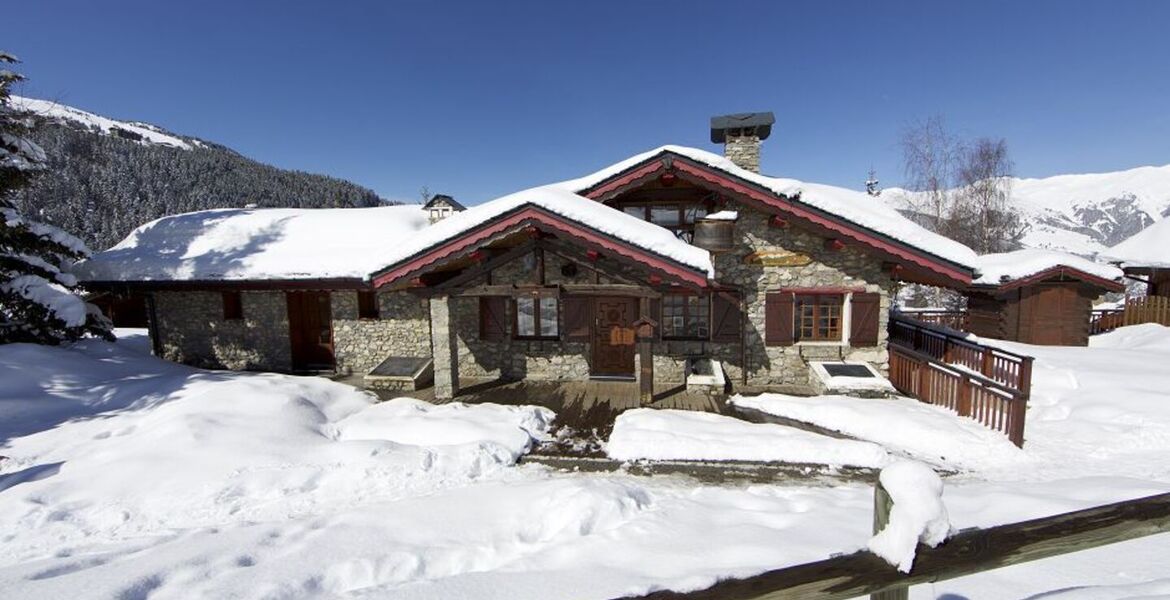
[7, 96, 384, 251]
[12, 95, 202, 150]
[884, 164, 1170, 257]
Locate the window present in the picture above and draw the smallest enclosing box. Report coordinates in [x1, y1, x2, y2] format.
[794, 294, 843, 342]
[616, 203, 709, 243]
[650, 205, 681, 228]
[515, 296, 558, 339]
[357, 291, 379, 319]
[662, 294, 710, 339]
[222, 291, 243, 320]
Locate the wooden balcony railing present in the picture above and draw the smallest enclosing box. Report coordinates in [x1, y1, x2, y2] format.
[888, 314, 1032, 447]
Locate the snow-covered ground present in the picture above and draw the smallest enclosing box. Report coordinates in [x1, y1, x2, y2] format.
[2, 326, 1170, 598]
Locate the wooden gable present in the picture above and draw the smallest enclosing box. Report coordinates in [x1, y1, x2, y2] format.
[575, 150, 975, 288]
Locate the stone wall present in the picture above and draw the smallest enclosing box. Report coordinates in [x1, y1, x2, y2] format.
[451, 294, 591, 382]
[712, 205, 894, 388]
[331, 291, 431, 375]
[152, 290, 291, 371]
[723, 134, 762, 173]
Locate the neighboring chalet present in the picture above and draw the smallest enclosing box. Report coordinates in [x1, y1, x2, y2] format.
[77, 114, 979, 403]
[1104, 218, 1170, 298]
[964, 249, 1124, 346]
[423, 194, 466, 224]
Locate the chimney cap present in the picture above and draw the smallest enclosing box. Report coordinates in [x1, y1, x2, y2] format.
[710, 112, 775, 143]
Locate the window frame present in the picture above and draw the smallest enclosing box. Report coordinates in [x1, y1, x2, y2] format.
[222, 291, 243, 321]
[356, 290, 380, 320]
[513, 296, 560, 341]
[793, 293, 845, 343]
[661, 292, 711, 341]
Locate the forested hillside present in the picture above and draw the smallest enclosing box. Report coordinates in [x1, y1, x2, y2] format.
[8, 96, 385, 251]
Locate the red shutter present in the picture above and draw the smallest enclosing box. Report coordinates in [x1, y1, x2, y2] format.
[711, 291, 742, 343]
[765, 292, 794, 346]
[562, 296, 591, 341]
[850, 292, 881, 346]
[479, 296, 507, 341]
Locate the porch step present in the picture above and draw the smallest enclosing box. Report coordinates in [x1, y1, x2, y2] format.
[365, 356, 433, 391]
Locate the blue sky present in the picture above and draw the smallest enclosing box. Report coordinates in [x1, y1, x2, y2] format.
[8, 1, 1170, 205]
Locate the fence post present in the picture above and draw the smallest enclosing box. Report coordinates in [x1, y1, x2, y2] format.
[957, 374, 972, 417]
[871, 479, 909, 600]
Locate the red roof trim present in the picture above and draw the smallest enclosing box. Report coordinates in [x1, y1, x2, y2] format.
[371, 205, 709, 289]
[978, 266, 1125, 293]
[580, 151, 974, 287]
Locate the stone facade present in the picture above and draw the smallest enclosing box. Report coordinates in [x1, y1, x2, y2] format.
[723, 134, 762, 173]
[152, 290, 291, 371]
[712, 204, 894, 388]
[331, 291, 430, 375]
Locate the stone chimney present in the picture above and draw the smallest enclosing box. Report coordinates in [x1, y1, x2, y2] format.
[710, 112, 775, 173]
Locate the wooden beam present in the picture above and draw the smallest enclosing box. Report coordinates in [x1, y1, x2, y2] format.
[630, 491, 1170, 600]
[562, 284, 662, 298]
[638, 296, 653, 405]
[421, 242, 535, 295]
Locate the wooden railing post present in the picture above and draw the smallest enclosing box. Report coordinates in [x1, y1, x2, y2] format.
[870, 479, 908, 600]
[957, 374, 972, 417]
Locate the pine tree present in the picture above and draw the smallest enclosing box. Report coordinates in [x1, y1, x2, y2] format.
[1, 52, 111, 344]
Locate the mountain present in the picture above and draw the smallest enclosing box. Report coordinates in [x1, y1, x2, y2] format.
[883, 164, 1170, 257]
[7, 96, 386, 251]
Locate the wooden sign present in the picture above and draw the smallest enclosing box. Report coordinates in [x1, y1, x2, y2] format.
[743, 250, 813, 267]
[609, 326, 636, 346]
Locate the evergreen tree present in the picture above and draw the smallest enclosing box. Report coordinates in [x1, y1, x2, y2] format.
[1, 52, 111, 344]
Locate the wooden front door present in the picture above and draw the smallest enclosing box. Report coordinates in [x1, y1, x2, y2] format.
[287, 291, 335, 370]
[592, 297, 637, 378]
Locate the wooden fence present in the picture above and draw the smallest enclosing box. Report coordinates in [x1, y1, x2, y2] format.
[629, 486, 1170, 600]
[1123, 295, 1170, 326]
[894, 309, 968, 331]
[888, 315, 1032, 447]
[1089, 296, 1170, 335]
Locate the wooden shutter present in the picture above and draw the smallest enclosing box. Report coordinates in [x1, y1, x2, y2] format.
[849, 292, 881, 346]
[562, 296, 591, 342]
[357, 291, 379, 319]
[765, 291, 794, 346]
[222, 291, 243, 320]
[478, 296, 507, 341]
[711, 291, 742, 343]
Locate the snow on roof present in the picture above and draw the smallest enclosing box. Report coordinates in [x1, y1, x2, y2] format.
[972, 248, 1123, 287]
[1102, 218, 1170, 269]
[374, 184, 713, 278]
[12, 95, 198, 150]
[554, 145, 978, 270]
[78, 186, 713, 283]
[75, 206, 431, 282]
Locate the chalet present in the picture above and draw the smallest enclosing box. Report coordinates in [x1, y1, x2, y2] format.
[77, 113, 979, 402]
[964, 249, 1124, 346]
[1104, 218, 1170, 298]
[423, 194, 466, 223]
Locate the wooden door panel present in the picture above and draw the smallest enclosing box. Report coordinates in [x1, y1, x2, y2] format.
[288, 291, 335, 370]
[591, 297, 636, 377]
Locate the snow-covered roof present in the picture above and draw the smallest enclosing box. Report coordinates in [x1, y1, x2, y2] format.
[75, 206, 431, 282]
[77, 186, 714, 283]
[374, 185, 713, 278]
[971, 248, 1123, 287]
[1102, 218, 1170, 269]
[554, 145, 979, 270]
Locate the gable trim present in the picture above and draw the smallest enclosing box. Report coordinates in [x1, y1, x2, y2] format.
[578, 150, 975, 287]
[370, 205, 710, 290]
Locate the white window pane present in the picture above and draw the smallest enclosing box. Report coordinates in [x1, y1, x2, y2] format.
[517, 298, 536, 336]
[539, 297, 558, 336]
[650, 206, 680, 227]
[623, 206, 645, 219]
